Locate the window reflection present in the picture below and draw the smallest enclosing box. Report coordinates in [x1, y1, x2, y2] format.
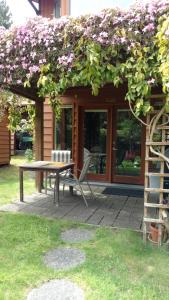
[55, 0, 61, 18]
[55, 107, 72, 150]
[84, 110, 107, 175]
[115, 110, 142, 176]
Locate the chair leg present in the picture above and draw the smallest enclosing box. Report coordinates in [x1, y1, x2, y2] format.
[78, 184, 88, 207]
[86, 181, 95, 201]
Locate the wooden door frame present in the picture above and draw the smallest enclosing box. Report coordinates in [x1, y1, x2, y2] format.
[78, 104, 111, 182]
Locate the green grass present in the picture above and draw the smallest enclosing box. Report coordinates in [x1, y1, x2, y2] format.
[0, 155, 36, 206]
[1, 213, 169, 300]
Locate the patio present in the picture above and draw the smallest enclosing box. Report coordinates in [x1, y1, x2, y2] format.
[0, 184, 144, 231]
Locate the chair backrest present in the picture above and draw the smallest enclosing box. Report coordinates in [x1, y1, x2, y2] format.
[51, 150, 71, 163]
[83, 147, 90, 162]
[79, 154, 92, 182]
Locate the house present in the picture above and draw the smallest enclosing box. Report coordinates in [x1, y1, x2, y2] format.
[26, 0, 149, 185]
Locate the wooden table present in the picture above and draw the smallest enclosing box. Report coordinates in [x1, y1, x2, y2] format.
[19, 161, 74, 206]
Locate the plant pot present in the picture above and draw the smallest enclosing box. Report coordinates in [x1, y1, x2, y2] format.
[149, 223, 159, 243]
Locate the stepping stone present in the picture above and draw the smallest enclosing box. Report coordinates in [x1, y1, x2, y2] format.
[27, 279, 84, 300]
[61, 228, 95, 243]
[43, 247, 86, 270]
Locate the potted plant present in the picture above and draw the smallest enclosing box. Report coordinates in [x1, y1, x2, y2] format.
[149, 223, 159, 243]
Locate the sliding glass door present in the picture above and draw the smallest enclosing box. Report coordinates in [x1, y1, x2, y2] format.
[113, 109, 143, 184]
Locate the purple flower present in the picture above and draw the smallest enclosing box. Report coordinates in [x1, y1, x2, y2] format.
[143, 23, 155, 33]
[99, 31, 108, 38]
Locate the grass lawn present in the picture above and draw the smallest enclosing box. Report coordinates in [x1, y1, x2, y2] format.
[1, 213, 169, 300]
[0, 155, 36, 206]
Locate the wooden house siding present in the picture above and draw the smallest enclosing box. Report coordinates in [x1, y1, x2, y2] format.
[61, 0, 70, 16]
[43, 99, 54, 160]
[10, 132, 15, 155]
[0, 112, 10, 165]
[39, 0, 69, 17]
[40, 0, 54, 18]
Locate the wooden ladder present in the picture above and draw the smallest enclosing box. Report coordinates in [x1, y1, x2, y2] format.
[143, 113, 169, 246]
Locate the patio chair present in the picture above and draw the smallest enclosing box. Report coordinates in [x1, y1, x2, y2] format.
[60, 154, 95, 207]
[45, 150, 71, 193]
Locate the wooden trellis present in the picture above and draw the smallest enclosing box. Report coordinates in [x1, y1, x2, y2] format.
[143, 108, 169, 246]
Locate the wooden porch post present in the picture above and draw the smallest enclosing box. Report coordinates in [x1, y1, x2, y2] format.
[35, 100, 44, 192]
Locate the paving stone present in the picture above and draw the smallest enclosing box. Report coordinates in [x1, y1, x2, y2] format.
[100, 215, 117, 226]
[19, 205, 48, 216]
[0, 203, 25, 212]
[27, 279, 84, 300]
[44, 247, 86, 270]
[124, 197, 137, 207]
[62, 205, 96, 222]
[61, 228, 95, 243]
[87, 207, 119, 225]
[51, 203, 79, 218]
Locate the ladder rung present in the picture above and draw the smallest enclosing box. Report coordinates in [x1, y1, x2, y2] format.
[144, 203, 169, 208]
[157, 126, 169, 130]
[143, 217, 164, 224]
[145, 188, 169, 192]
[145, 173, 169, 177]
[146, 142, 169, 146]
[145, 157, 164, 161]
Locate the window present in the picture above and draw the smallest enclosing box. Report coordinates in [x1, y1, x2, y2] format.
[55, 0, 61, 18]
[55, 107, 72, 150]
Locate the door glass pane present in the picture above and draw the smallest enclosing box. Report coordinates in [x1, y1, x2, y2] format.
[84, 110, 107, 175]
[55, 0, 61, 18]
[55, 107, 72, 150]
[115, 110, 142, 176]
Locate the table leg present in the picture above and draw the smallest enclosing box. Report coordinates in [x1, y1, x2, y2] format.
[54, 172, 60, 206]
[19, 168, 24, 202]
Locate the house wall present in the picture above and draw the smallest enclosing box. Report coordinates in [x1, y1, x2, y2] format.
[0, 112, 10, 165]
[43, 99, 54, 160]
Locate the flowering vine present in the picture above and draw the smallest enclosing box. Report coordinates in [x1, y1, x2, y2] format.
[157, 11, 169, 109]
[0, 0, 168, 116]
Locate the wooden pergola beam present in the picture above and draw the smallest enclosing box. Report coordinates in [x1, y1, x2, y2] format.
[9, 85, 43, 102]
